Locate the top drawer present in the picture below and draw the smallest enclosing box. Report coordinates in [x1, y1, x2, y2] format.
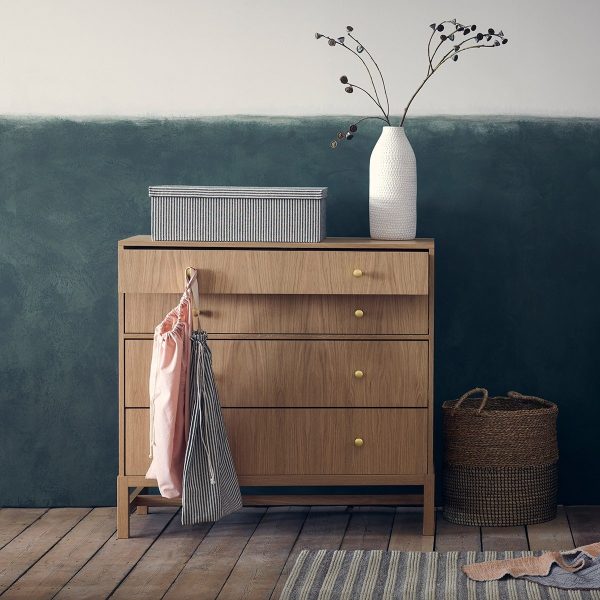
[119, 249, 429, 295]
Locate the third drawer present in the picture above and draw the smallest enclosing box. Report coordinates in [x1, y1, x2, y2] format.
[125, 339, 428, 408]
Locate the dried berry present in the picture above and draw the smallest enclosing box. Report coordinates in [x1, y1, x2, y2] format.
[440, 34, 447, 41]
[471, 24, 477, 31]
[487, 35, 492, 41]
[476, 32, 484, 41]
[502, 38, 508, 44]
[328, 39, 336, 46]
[464, 27, 471, 34]
[437, 24, 444, 31]
[340, 75, 349, 84]
[488, 28, 495, 34]
[345, 86, 354, 93]
[346, 25, 354, 32]
[453, 54, 458, 61]
[349, 124, 358, 132]
[346, 133, 354, 140]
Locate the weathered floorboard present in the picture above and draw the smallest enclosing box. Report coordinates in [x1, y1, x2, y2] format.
[389, 508, 435, 551]
[0, 508, 90, 594]
[340, 506, 395, 551]
[270, 506, 350, 599]
[481, 526, 529, 551]
[110, 511, 212, 600]
[216, 506, 308, 600]
[566, 506, 600, 547]
[2, 508, 116, 600]
[0, 508, 47, 551]
[435, 512, 481, 552]
[53, 508, 176, 600]
[527, 507, 574, 551]
[164, 508, 266, 600]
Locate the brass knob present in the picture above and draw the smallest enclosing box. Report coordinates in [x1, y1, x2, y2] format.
[354, 438, 364, 447]
[354, 370, 364, 379]
[352, 269, 363, 278]
[354, 309, 364, 319]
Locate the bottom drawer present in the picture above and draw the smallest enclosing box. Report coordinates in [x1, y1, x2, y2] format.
[223, 408, 427, 476]
[125, 407, 428, 477]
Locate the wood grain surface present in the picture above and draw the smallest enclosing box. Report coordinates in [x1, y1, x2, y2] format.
[119, 249, 429, 295]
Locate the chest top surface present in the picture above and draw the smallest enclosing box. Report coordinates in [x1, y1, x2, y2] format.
[119, 235, 434, 251]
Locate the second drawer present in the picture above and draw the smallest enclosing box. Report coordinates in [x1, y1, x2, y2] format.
[124, 293, 428, 335]
[125, 339, 428, 408]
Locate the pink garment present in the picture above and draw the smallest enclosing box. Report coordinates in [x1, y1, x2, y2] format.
[145, 284, 192, 498]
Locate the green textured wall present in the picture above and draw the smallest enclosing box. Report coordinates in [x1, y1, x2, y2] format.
[1, 116, 599, 506]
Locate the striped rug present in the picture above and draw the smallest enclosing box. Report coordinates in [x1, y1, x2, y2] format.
[280, 550, 600, 599]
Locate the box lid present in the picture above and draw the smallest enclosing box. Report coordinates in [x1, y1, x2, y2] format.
[149, 186, 327, 199]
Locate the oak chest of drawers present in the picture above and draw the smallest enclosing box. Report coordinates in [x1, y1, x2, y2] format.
[117, 236, 435, 538]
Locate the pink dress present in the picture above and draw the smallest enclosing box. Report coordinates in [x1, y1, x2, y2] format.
[145, 286, 192, 498]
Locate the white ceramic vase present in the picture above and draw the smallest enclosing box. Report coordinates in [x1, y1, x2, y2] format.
[369, 126, 417, 240]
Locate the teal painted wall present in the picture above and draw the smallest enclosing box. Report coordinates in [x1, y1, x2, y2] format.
[1, 116, 599, 506]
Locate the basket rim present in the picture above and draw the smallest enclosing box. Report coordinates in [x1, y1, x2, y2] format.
[442, 396, 558, 414]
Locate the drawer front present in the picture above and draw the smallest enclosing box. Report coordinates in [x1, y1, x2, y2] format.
[223, 408, 427, 475]
[214, 340, 428, 408]
[125, 407, 427, 477]
[125, 340, 151, 407]
[124, 293, 428, 335]
[125, 339, 428, 408]
[125, 409, 150, 475]
[119, 249, 428, 295]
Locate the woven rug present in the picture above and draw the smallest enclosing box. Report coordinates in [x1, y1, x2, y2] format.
[279, 550, 600, 599]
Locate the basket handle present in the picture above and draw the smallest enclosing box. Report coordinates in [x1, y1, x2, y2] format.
[507, 391, 554, 409]
[452, 387, 489, 415]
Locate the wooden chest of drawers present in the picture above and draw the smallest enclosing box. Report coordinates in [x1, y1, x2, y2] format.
[117, 236, 435, 538]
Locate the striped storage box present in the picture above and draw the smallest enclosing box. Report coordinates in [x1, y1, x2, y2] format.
[150, 186, 327, 242]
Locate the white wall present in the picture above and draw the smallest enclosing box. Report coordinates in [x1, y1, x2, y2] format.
[1, 0, 599, 117]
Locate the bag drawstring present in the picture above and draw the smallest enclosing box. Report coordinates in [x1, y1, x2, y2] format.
[195, 338, 216, 485]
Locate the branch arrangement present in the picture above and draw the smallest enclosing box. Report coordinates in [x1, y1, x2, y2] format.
[315, 20, 508, 148]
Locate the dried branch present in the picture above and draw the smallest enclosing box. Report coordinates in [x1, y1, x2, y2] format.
[347, 32, 390, 117]
[315, 21, 508, 146]
[345, 81, 390, 122]
[318, 34, 386, 118]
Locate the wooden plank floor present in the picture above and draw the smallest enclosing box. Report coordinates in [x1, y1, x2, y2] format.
[0, 505, 589, 599]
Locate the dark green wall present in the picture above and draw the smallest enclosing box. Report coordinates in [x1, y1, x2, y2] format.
[1, 116, 599, 507]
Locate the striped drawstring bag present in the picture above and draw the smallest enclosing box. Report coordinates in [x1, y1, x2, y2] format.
[181, 268, 242, 524]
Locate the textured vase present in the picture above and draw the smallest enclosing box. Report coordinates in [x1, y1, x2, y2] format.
[369, 126, 417, 240]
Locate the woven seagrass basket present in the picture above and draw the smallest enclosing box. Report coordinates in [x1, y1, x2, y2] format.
[442, 388, 558, 527]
